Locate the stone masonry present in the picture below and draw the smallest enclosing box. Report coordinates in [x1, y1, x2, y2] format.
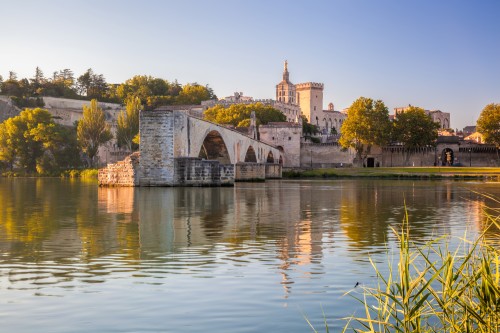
[98, 108, 282, 187]
[98, 152, 140, 186]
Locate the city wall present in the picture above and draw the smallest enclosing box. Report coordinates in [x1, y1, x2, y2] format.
[300, 143, 356, 168]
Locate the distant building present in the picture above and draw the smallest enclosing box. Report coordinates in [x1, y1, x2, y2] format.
[462, 126, 476, 137]
[394, 105, 451, 129]
[275, 61, 345, 133]
[464, 132, 484, 143]
[221, 92, 253, 103]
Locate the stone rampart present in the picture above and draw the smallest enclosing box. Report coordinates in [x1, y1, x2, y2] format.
[301, 143, 356, 168]
[381, 145, 499, 167]
[235, 162, 266, 181]
[295, 82, 324, 90]
[98, 152, 140, 186]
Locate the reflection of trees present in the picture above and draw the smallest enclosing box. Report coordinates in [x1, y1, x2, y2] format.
[0, 179, 141, 288]
[473, 194, 500, 245]
[339, 180, 451, 251]
[0, 179, 78, 255]
[2, 178, 497, 294]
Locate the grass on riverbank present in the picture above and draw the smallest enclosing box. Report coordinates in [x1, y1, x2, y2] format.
[308, 198, 500, 333]
[285, 167, 500, 180]
[60, 169, 98, 179]
[2, 168, 99, 179]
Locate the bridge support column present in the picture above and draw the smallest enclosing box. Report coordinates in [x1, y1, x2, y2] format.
[235, 163, 266, 181]
[139, 110, 175, 186]
[265, 163, 282, 179]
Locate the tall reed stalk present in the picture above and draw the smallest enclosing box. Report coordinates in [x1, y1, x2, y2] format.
[342, 204, 500, 333]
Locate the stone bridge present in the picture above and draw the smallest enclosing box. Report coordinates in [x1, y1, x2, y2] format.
[99, 109, 282, 186]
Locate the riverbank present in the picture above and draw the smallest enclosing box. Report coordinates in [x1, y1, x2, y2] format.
[283, 167, 500, 180]
[2, 168, 98, 179]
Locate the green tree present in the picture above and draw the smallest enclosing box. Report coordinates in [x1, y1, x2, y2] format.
[77, 99, 113, 167]
[30, 66, 45, 94]
[392, 106, 439, 165]
[116, 96, 141, 151]
[339, 97, 392, 166]
[301, 115, 319, 136]
[477, 103, 500, 160]
[0, 122, 17, 170]
[176, 83, 216, 105]
[1, 76, 23, 97]
[0, 108, 58, 173]
[112, 75, 171, 102]
[204, 102, 286, 127]
[77, 68, 108, 99]
[37, 124, 82, 173]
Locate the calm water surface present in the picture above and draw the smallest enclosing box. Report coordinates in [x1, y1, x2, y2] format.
[0, 178, 499, 332]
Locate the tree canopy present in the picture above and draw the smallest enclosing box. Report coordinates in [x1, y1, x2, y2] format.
[392, 106, 439, 165]
[116, 96, 141, 151]
[204, 102, 286, 127]
[0, 108, 81, 174]
[175, 83, 216, 105]
[77, 68, 108, 99]
[77, 99, 113, 167]
[1, 68, 217, 109]
[477, 103, 500, 148]
[339, 97, 391, 165]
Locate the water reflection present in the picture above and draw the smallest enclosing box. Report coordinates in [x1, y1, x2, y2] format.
[0, 178, 498, 293]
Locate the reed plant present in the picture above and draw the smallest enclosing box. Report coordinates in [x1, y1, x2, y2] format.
[341, 202, 500, 333]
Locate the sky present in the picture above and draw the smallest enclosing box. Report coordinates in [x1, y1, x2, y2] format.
[1, 0, 499, 130]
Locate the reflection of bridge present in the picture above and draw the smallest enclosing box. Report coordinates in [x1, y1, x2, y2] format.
[99, 109, 282, 186]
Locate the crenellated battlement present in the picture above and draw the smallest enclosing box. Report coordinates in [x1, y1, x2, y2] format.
[295, 82, 324, 90]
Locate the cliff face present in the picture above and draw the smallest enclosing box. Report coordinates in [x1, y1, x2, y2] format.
[0, 96, 21, 122]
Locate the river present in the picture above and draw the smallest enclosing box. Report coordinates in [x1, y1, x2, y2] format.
[0, 178, 498, 332]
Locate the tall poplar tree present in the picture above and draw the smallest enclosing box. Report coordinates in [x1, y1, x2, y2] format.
[77, 99, 112, 167]
[116, 96, 141, 151]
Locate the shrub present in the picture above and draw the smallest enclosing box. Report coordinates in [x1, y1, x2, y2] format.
[80, 169, 98, 179]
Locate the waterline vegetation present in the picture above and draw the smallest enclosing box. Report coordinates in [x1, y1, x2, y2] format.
[308, 198, 500, 333]
[284, 167, 500, 181]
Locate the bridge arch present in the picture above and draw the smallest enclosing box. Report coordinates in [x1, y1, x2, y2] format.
[277, 146, 285, 165]
[244, 145, 257, 162]
[266, 151, 275, 163]
[197, 130, 232, 164]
